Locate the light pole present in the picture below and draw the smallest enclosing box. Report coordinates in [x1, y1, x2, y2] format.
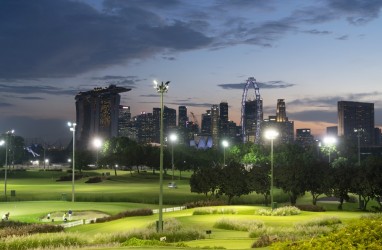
[93, 137, 102, 168]
[154, 79, 170, 233]
[169, 133, 177, 182]
[323, 136, 336, 163]
[0, 139, 5, 200]
[222, 140, 229, 166]
[354, 129, 362, 209]
[68, 122, 76, 202]
[265, 129, 279, 210]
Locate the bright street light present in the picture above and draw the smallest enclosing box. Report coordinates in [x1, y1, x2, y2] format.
[93, 137, 102, 168]
[323, 136, 337, 163]
[222, 140, 229, 166]
[154, 79, 170, 233]
[264, 129, 279, 210]
[68, 122, 76, 202]
[169, 133, 177, 182]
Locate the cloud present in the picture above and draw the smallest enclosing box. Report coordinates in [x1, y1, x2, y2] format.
[0, 0, 212, 80]
[289, 110, 337, 123]
[327, 0, 382, 25]
[20, 96, 45, 100]
[0, 102, 13, 107]
[91, 75, 141, 88]
[303, 29, 332, 35]
[0, 84, 77, 95]
[218, 80, 295, 90]
[336, 35, 349, 40]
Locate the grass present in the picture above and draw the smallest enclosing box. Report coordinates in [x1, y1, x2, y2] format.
[0, 168, 377, 249]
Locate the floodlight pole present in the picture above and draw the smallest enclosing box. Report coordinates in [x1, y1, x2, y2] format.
[68, 122, 76, 202]
[155, 80, 170, 233]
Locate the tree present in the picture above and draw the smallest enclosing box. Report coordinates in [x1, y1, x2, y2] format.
[330, 157, 354, 210]
[305, 160, 331, 205]
[275, 144, 312, 205]
[246, 165, 270, 205]
[190, 164, 221, 197]
[219, 162, 250, 204]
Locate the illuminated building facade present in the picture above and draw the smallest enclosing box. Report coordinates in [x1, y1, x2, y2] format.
[75, 85, 130, 148]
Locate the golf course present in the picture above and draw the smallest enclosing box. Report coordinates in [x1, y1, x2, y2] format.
[0, 168, 380, 249]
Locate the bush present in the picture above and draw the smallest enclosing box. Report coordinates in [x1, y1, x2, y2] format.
[0, 221, 64, 237]
[56, 174, 85, 181]
[85, 176, 103, 183]
[256, 206, 301, 216]
[96, 208, 153, 223]
[296, 217, 341, 227]
[184, 200, 226, 209]
[272, 217, 382, 249]
[193, 208, 237, 215]
[214, 218, 264, 231]
[296, 204, 325, 212]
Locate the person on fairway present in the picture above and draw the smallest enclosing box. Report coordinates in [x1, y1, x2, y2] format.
[63, 212, 67, 222]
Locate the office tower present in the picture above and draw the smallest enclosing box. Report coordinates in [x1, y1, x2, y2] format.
[296, 128, 314, 147]
[211, 104, 220, 146]
[152, 106, 177, 143]
[276, 99, 287, 122]
[219, 101, 229, 138]
[164, 106, 177, 134]
[262, 100, 294, 144]
[338, 101, 374, 145]
[374, 128, 381, 146]
[201, 110, 211, 135]
[244, 99, 263, 143]
[136, 112, 155, 143]
[75, 85, 130, 148]
[178, 106, 188, 128]
[118, 106, 131, 137]
[178, 106, 188, 145]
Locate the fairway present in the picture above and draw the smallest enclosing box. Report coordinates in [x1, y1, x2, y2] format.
[0, 169, 374, 249]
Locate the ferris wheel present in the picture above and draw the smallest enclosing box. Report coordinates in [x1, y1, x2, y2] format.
[241, 77, 262, 144]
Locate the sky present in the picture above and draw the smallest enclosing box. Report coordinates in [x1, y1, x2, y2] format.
[1, 0, 382, 145]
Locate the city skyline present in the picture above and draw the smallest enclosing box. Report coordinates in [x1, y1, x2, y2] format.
[1, 0, 382, 144]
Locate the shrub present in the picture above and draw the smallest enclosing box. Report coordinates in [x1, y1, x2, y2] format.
[272, 217, 382, 249]
[94, 219, 205, 244]
[0, 221, 64, 237]
[296, 204, 325, 212]
[96, 208, 153, 223]
[56, 174, 85, 181]
[184, 199, 226, 209]
[85, 176, 103, 183]
[193, 208, 237, 215]
[256, 206, 301, 216]
[296, 217, 342, 227]
[214, 218, 264, 231]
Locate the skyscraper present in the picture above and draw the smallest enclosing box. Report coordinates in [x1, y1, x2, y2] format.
[118, 105, 131, 137]
[338, 101, 374, 145]
[75, 85, 130, 148]
[276, 99, 287, 122]
[211, 104, 220, 146]
[201, 110, 211, 135]
[244, 99, 263, 143]
[296, 128, 314, 147]
[219, 101, 229, 138]
[178, 106, 188, 128]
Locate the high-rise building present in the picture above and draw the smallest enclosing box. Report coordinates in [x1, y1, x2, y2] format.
[136, 112, 155, 143]
[164, 106, 176, 134]
[326, 126, 338, 136]
[75, 85, 130, 148]
[201, 110, 211, 135]
[296, 128, 314, 147]
[262, 100, 293, 144]
[276, 99, 287, 122]
[211, 104, 220, 146]
[244, 99, 263, 143]
[219, 101, 229, 138]
[178, 106, 188, 128]
[338, 101, 374, 145]
[118, 106, 131, 137]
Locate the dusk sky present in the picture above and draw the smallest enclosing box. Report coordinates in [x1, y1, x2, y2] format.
[1, 0, 382, 145]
